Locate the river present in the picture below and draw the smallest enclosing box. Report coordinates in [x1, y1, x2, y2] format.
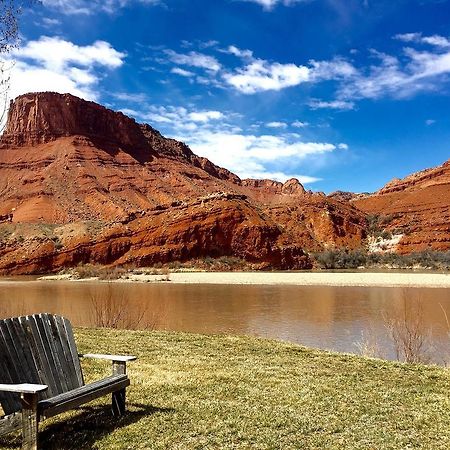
[0, 280, 449, 364]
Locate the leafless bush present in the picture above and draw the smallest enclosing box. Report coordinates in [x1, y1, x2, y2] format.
[355, 328, 383, 359]
[384, 293, 431, 364]
[74, 264, 127, 280]
[90, 284, 164, 330]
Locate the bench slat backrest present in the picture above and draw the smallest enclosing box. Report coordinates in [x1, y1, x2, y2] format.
[0, 314, 84, 415]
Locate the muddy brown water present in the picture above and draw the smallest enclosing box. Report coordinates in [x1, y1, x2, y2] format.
[0, 280, 449, 363]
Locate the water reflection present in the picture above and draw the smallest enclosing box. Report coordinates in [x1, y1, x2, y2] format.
[0, 281, 448, 363]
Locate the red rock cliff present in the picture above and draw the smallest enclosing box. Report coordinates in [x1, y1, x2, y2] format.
[1, 92, 152, 159]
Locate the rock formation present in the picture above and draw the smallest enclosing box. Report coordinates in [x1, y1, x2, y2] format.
[353, 160, 450, 252]
[0, 92, 369, 273]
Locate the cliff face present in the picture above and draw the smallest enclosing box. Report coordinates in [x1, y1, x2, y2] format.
[353, 160, 450, 253]
[1, 93, 152, 159]
[0, 92, 369, 273]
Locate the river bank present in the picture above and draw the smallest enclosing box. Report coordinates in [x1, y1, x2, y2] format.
[2, 328, 448, 449]
[38, 270, 450, 288]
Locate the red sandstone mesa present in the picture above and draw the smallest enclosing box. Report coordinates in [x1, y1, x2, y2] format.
[0, 92, 446, 274]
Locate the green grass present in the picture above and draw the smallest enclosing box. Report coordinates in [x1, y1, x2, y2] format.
[1, 329, 450, 449]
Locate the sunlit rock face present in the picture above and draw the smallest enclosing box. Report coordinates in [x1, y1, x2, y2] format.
[0, 92, 370, 274]
[353, 160, 450, 253]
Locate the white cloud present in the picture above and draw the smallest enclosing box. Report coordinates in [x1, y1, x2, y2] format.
[10, 36, 126, 101]
[134, 104, 339, 183]
[394, 33, 422, 43]
[111, 92, 148, 102]
[334, 39, 450, 101]
[164, 50, 221, 72]
[309, 58, 357, 81]
[40, 17, 62, 28]
[188, 111, 224, 122]
[41, 0, 161, 15]
[17, 36, 125, 71]
[292, 120, 308, 128]
[308, 99, 355, 110]
[239, 0, 308, 11]
[395, 32, 450, 48]
[224, 59, 309, 93]
[425, 119, 436, 126]
[184, 130, 336, 182]
[266, 121, 287, 128]
[171, 67, 195, 77]
[222, 45, 254, 60]
[139, 105, 225, 130]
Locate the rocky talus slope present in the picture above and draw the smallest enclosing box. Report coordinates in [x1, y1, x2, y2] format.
[0, 92, 369, 273]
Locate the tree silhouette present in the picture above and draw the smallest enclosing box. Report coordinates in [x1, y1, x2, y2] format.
[0, 0, 37, 128]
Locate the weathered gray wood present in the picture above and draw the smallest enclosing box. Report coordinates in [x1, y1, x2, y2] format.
[17, 317, 49, 397]
[112, 361, 127, 416]
[39, 314, 68, 394]
[21, 392, 39, 450]
[81, 354, 137, 362]
[0, 321, 23, 414]
[0, 385, 47, 394]
[0, 411, 22, 436]
[61, 317, 84, 386]
[39, 375, 129, 419]
[0, 337, 20, 415]
[27, 315, 59, 398]
[0, 314, 136, 448]
[54, 316, 83, 389]
[8, 319, 41, 390]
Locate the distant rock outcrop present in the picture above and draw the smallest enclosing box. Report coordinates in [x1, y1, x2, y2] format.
[353, 160, 450, 252]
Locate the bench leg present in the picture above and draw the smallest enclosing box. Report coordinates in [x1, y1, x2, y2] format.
[112, 389, 126, 417]
[21, 393, 39, 450]
[112, 361, 127, 417]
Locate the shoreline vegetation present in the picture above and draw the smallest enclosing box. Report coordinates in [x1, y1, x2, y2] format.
[2, 328, 449, 449]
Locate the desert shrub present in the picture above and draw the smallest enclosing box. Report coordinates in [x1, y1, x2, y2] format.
[74, 264, 127, 280]
[90, 284, 163, 330]
[384, 293, 431, 364]
[313, 249, 367, 269]
[313, 249, 450, 270]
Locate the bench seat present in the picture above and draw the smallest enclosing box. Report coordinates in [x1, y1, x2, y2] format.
[39, 374, 130, 418]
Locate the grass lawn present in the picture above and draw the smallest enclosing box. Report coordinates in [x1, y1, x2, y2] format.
[1, 328, 449, 449]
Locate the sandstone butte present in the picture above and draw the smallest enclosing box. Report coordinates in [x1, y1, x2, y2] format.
[0, 92, 447, 274]
[353, 159, 450, 253]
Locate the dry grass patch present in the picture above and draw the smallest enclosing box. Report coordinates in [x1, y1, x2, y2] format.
[1, 329, 449, 449]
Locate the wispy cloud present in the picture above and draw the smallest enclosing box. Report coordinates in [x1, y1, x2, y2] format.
[120, 103, 342, 183]
[308, 99, 355, 110]
[41, 0, 162, 15]
[395, 32, 450, 48]
[220, 45, 254, 60]
[266, 121, 287, 128]
[238, 0, 309, 11]
[171, 67, 195, 77]
[292, 120, 308, 128]
[164, 49, 222, 73]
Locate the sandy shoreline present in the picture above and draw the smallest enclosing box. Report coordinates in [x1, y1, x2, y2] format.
[35, 271, 450, 288]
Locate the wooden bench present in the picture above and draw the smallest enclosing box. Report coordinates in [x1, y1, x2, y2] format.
[0, 313, 136, 450]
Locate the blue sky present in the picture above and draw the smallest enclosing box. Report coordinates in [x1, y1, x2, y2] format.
[11, 0, 450, 192]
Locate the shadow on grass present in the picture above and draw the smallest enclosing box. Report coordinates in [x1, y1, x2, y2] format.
[0, 403, 174, 449]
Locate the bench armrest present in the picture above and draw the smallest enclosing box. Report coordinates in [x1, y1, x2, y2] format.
[79, 353, 137, 362]
[0, 383, 48, 394]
